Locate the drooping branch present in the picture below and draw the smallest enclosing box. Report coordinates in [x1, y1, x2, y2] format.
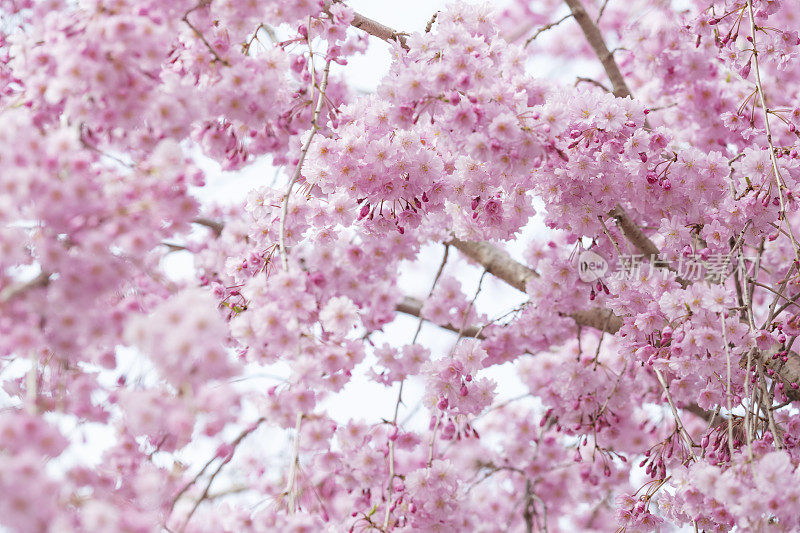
[279, 50, 332, 269]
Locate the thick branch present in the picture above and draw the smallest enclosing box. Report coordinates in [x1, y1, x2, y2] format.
[609, 206, 659, 257]
[569, 307, 622, 333]
[610, 206, 689, 288]
[351, 11, 408, 49]
[0, 271, 51, 303]
[193, 217, 224, 237]
[448, 239, 622, 333]
[754, 347, 800, 402]
[449, 238, 537, 293]
[397, 296, 484, 339]
[563, 0, 631, 98]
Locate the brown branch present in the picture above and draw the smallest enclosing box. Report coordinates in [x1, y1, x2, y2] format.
[447, 239, 623, 333]
[0, 271, 51, 303]
[525, 13, 573, 47]
[397, 296, 484, 339]
[449, 238, 537, 293]
[610, 205, 689, 288]
[569, 307, 622, 333]
[398, 294, 622, 339]
[563, 0, 631, 98]
[683, 403, 715, 423]
[193, 217, 224, 237]
[752, 346, 800, 402]
[609, 206, 659, 257]
[324, 1, 409, 49]
[351, 12, 409, 48]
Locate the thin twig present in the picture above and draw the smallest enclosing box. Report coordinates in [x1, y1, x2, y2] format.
[596, 0, 611, 23]
[653, 367, 696, 460]
[382, 245, 450, 531]
[525, 14, 573, 47]
[176, 418, 265, 531]
[746, 0, 800, 263]
[283, 412, 304, 513]
[427, 417, 441, 468]
[182, 3, 230, 66]
[279, 54, 332, 269]
[721, 314, 735, 456]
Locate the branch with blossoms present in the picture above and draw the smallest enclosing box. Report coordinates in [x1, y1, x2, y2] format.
[7, 0, 800, 532]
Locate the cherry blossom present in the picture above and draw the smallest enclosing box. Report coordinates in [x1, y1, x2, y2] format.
[3, 0, 800, 531]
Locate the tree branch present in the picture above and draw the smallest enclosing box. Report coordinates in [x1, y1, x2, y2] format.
[562, 0, 631, 98]
[193, 217, 224, 236]
[754, 346, 800, 402]
[447, 239, 623, 333]
[609, 206, 659, 258]
[350, 11, 409, 49]
[324, 1, 409, 49]
[397, 296, 484, 339]
[610, 205, 689, 288]
[449, 238, 537, 293]
[0, 271, 51, 303]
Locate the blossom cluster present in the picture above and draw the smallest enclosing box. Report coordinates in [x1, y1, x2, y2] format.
[3, 0, 800, 531]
